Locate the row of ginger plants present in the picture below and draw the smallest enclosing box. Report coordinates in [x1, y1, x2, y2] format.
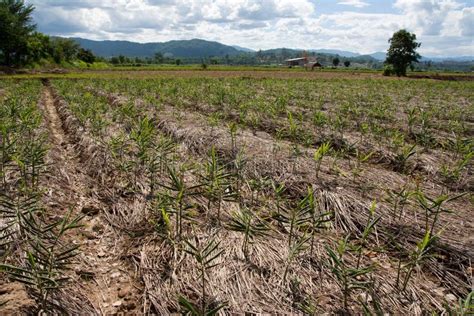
[0, 80, 84, 313]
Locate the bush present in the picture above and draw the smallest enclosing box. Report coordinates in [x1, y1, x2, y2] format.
[383, 65, 394, 76]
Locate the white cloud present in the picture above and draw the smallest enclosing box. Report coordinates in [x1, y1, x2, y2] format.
[459, 7, 474, 37]
[394, 0, 462, 36]
[337, 0, 370, 8]
[27, 0, 474, 57]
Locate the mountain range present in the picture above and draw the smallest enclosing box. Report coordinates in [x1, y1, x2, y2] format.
[70, 37, 473, 63]
[71, 38, 242, 59]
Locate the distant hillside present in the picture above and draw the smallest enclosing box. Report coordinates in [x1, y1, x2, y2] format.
[312, 49, 360, 58]
[71, 38, 242, 58]
[421, 56, 474, 62]
[232, 45, 255, 53]
[367, 52, 386, 61]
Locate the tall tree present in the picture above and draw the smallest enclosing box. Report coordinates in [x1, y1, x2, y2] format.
[0, 0, 36, 66]
[77, 48, 95, 64]
[385, 29, 421, 76]
[50, 38, 79, 63]
[26, 32, 51, 64]
[332, 57, 340, 67]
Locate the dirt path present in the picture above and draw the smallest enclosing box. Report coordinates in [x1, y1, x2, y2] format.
[39, 84, 141, 314]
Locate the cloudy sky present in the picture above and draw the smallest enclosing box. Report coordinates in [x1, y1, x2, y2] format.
[28, 0, 473, 57]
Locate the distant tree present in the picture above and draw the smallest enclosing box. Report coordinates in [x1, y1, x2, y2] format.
[344, 60, 350, 67]
[77, 48, 95, 64]
[385, 29, 421, 76]
[175, 58, 181, 65]
[110, 56, 119, 65]
[118, 55, 126, 64]
[332, 57, 340, 67]
[50, 38, 79, 63]
[0, 0, 36, 66]
[154, 52, 163, 64]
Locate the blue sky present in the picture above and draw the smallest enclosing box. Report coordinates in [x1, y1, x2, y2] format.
[27, 0, 474, 56]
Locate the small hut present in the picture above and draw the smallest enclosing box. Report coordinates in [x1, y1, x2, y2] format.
[285, 56, 322, 70]
[285, 57, 308, 67]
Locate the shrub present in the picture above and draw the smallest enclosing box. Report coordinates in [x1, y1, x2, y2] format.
[383, 65, 394, 76]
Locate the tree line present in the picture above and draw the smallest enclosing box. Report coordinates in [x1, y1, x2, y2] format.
[0, 0, 96, 68]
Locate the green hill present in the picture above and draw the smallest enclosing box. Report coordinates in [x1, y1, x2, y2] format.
[70, 38, 242, 58]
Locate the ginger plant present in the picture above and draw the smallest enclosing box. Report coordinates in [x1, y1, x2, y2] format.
[399, 230, 438, 291]
[354, 201, 380, 269]
[275, 198, 310, 249]
[276, 195, 315, 283]
[202, 147, 235, 222]
[130, 116, 155, 187]
[439, 151, 473, 186]
[228, 122, 238, 154]
[452, 291, 473, 316]
[406, 107, 418, 136]
[0, 193, 43, 246]
[314, 142, 331, 178]
[415, 191, 465, 236]
[325, 236, 372, 312]
[291, 144, 302, 173]
[232, 151, 247, 206]
[159, 165, 202, 240]
[287, 111, 299, 141]
[312, 110, 327, 132]
[1, 210, 83, 312]
[227, 207, 269, 261]
[272, 181, 286, 217]
[179, 238, 226, 315]
[108, 133, 130, 172]
[300, 187, 333, 257]
[146, 137, 175, 197]
[0, 124, 16, 188]
[247, 177, 270, 207]
[351, 149, 373, 181]
[282, 233, 310, 283]
[385, 184, 414, 221]
[21, 138, 47, 192]
[394, 144, 416, 172]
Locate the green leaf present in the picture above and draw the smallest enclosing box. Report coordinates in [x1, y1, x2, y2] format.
[178, 296, 200, 315]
